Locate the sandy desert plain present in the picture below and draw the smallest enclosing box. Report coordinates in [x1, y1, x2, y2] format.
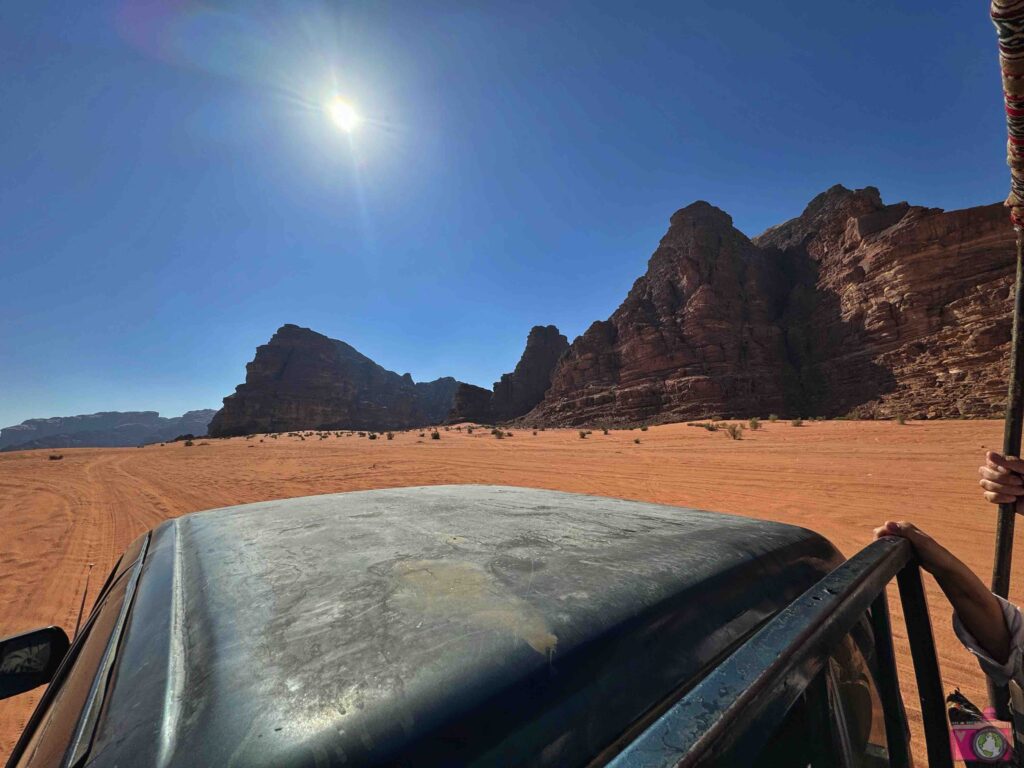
[1, 418, 1022, 764]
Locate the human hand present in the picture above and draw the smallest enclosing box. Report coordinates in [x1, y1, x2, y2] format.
[873, 520, 958, 575]
[978, 451, 1024, 509]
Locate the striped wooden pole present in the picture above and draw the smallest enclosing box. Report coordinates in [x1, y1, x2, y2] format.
[990, 0, 1024, 716]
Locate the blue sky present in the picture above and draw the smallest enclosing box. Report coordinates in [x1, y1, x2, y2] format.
[0, 0, 1008, 427]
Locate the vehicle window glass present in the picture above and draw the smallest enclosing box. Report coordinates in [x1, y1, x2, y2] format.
[12, 570, 131, 768]
[753, 670, 842, 767]
[830, 629, 889, 767]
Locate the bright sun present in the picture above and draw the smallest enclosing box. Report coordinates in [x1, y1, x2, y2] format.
[327, 98, 359, 133]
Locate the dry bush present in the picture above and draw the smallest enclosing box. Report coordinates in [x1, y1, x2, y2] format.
[48, 454, 63, 461]
[792, 418, 804, 427]
[633, 438, 641, 444]
[579, 430, 588, 439]
[431, 430, 441, 440]
[724, 424, 743, 440]
[386, 432, 395, 440]
[749, 417, 760, 430]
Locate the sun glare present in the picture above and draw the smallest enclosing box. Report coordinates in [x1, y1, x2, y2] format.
[327, 98, 359, 133]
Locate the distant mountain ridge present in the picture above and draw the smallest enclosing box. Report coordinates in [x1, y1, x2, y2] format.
[0, 410, 216, 452]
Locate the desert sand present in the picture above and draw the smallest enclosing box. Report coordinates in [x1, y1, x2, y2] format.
[1, 419, 1021, 764]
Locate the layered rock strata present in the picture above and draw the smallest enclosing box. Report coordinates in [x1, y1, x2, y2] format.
[208, 325, 459, 436]
[450, 325, 569, 423]
[526, 186, 1015, 424]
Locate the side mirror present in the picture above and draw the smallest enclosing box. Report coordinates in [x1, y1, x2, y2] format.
[0, 626, 70, 700]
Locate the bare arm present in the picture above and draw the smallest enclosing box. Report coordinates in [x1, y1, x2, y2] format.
[874, 521, 1011, 665]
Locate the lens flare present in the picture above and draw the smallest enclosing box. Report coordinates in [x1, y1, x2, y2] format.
[327, 98, 359, 133]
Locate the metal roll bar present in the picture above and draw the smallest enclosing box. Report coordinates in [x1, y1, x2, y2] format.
[606, 537, 953, 767]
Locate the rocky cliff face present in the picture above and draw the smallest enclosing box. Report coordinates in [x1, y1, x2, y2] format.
[208, 325, 460, 436]
[526, 186, 1016, 424]
[0, 409, 216, 451]
[449, 325, 569, 423]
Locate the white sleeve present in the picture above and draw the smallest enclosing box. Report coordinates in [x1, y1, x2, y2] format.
[952, 594, 1024, 687]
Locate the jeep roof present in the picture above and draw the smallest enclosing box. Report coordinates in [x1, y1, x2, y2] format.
[11, 485, 843, 768]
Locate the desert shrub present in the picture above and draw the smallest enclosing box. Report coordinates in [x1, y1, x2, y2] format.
[467, 427, 474, 434]
[704, 423, 718, 432]
[540, 427, 546, 431]
[725, 424, 743, 440]
[160, 443, 166, 446]
[768, 414, 779, 423]
[358, 432, 366, 437]
[431, 430, 441, 440]
[532, 430, 538, 435]
[172, 433, 195, 442]
[419, 432, 426, 438]
[259, 439, 264, 443]
[896, 413, 906, 425]
[494, 430, 504, 439]
[749, 417, 760, 430]
[456, 426, 462, 431]
[386, 432, 395, 440]
[792, 418, 804, 427]
[603, 428, 609, 435]
[640, 425, 648, 432]
[184, 440, 194, 447]
[633, 438, 641, 444]
[368, 433, 378, 440]
[579, 430, 588, 439]
[505, 431, 513, 437]
[49, 454, 63, 461]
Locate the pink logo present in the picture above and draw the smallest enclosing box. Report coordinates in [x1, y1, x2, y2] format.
[950, 707, 1013, 763]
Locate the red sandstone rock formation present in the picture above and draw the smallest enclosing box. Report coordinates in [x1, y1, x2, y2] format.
[208, 325, 459, 436]
[450, 325, 569, 423]
[526, 186, 1015, 424]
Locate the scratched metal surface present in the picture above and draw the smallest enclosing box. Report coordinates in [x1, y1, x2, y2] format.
[76, 485, 841, 768]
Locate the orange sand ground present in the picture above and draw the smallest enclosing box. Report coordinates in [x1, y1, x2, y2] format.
[1, 420, 1021, 764]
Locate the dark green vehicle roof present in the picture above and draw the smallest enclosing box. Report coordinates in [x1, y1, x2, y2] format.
[47, 485, 843, 767]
